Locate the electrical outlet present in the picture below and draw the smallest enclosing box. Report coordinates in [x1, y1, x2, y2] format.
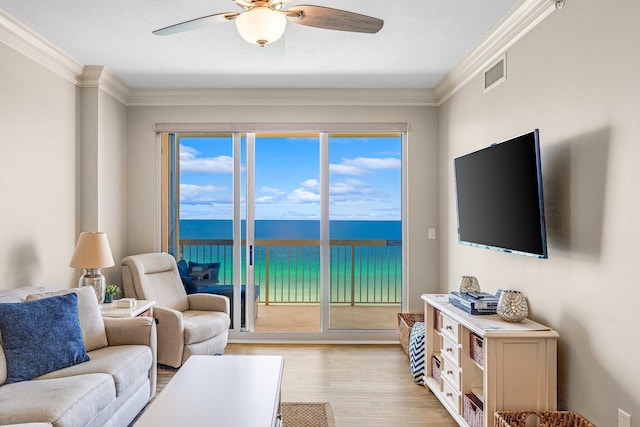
[618, 409, 631, 427]
[428, 228, 436, 240]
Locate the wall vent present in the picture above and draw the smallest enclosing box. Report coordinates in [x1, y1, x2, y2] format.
[483, 54, 506, 93]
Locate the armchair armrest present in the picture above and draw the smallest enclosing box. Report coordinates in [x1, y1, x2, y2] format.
[153, 306, 184, 331]
[188, 293, 230, 315]
[153, 306, 185, 368]
[103, 316, 156, 347]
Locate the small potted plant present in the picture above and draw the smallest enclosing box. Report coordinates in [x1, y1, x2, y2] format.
[104, 284, 120, 304]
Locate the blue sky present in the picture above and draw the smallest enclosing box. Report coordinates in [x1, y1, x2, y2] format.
[178, 134, 401, 221]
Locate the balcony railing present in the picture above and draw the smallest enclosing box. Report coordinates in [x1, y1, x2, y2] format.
[179, 239, 402, 306]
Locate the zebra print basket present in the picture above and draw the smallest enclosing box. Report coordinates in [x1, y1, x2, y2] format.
[409, 321, 425, 385]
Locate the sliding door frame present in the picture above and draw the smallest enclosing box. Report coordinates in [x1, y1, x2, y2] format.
[157, 122, 408, 343]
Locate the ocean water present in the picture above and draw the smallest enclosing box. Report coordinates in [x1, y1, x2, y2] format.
[179, 219, 401, 240]
[178, 219, 402, 304]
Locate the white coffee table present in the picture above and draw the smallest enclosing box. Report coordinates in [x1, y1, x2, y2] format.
[134, 355, 284, 427]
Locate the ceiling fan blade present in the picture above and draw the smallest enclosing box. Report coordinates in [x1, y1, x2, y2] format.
[153, 12, 239, 36]
[287, 5, 383, 34]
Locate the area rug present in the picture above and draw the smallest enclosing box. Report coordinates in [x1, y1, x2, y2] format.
[281, 402, 335, 427]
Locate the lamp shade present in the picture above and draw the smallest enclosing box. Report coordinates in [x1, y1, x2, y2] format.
[69, 232, 115, 269]
[235, 6, 287, 47]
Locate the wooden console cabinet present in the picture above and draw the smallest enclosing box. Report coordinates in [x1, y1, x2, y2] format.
[422, 294, 558, 427]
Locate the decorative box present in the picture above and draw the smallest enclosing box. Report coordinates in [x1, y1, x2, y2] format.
[116, 298, 136, 308]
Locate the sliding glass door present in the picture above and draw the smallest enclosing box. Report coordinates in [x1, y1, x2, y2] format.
[161, 125, 405, 335]
[327, 133, 403, 330]
[253, 134, 320, 332]
[165, 133, 250, 330]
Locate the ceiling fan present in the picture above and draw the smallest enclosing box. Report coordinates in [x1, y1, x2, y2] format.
[153, 0, 384, 47]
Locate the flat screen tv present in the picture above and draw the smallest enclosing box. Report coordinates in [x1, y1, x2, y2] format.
[454, 129, 548, 258]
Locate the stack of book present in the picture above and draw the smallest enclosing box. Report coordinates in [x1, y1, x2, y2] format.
[448, 291, 499, 315]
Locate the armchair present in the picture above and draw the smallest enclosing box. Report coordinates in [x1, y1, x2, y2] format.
[121, 253, 230, 368]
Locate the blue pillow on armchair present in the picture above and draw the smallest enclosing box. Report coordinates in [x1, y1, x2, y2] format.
[0, 292, 90, 383]
[176, 259, 197, 294]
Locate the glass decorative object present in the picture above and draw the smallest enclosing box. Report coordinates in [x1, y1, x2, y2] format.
[79, 269, 106, 304]
[458, 276, 481, 293]
[69, 232, 115, 305]
[497, 290, 529, 322]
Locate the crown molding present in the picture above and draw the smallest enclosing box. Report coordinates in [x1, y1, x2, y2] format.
[80, 66, 131, 105]
[0, 8, 436, 108]
[435, 0, 559, 104]
[126, 88, 438, 107]
[0, 10, 129, 103]
[1, 1, 557, 108]
[0, 9, 83, 85]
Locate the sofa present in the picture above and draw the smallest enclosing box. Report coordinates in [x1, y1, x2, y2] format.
[0, 286, 157, 427]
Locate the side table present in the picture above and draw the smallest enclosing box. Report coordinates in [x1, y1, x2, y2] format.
[100, 299, 155, 318]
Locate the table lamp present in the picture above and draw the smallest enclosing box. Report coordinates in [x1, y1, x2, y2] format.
[69, 232, 115, 304]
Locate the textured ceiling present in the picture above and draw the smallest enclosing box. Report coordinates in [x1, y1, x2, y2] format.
[0, 0, 521, 89]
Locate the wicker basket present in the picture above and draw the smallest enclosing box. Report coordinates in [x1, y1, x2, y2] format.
[470, 332, 484, 366]
[431, 354, 442, 386]
[463, 393, 484, 427]
[397, 313, 424, 355]
[495, 411, 596, 427]
[434, 308, 442, 331]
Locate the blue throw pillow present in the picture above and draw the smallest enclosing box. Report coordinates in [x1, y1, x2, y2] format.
[176, 259, 197, 294]
[176, 259, 189, 277]
[0, 292, 90, 383]
[182, 276, 197, 294]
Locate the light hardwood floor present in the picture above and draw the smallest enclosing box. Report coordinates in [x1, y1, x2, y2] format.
[254, 304, 402, 332]
[158, 344, 457, 427]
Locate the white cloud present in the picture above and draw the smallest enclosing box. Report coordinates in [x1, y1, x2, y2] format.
[180, 144, 233, 173]
[330, 157, 400, 176]
[180, 145, 199, 159]
[330, 179, 370, 195]
[180, 204, 232, 220]
[256, 178, 320, 205]
[301, 179, 319, 189]
[260, 186, 286, 195]
[288, 188, 320, 203]
[180, 183, 227, 204]
[255, 177, 381, 205]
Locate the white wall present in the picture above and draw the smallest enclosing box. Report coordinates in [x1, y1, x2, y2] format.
[438, 0, 640, 424]
[126, 103, 440, 312]
[0, 44, 128, 291]
[0, 42, 78, 289]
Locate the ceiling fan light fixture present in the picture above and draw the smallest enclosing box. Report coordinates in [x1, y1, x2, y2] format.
[235, 6, 287, 47]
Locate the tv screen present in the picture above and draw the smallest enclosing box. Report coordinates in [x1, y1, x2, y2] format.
[454, 129, 548, 258]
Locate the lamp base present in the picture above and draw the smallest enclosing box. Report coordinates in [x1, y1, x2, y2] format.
[79, 268, 105, 305]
